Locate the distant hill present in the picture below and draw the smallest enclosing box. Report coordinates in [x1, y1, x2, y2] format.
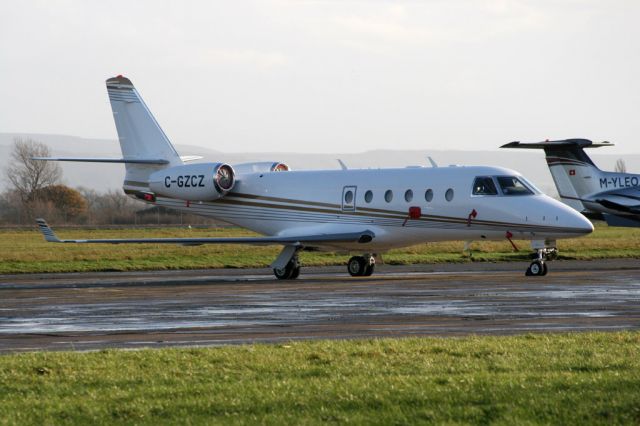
[2, 132, 639, 197]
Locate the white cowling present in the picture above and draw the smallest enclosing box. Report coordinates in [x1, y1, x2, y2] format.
[233, 161, 290, 174]
[149, 163, 235, 201]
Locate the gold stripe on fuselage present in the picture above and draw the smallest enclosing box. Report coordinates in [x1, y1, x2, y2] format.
[159, 192, 586, 234]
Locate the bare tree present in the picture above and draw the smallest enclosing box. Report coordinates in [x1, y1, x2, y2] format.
[615, 158, 627, 173]
[0, 190, 23, 224]
[94, 189, 142, 224]
[5, 137, 62, 202]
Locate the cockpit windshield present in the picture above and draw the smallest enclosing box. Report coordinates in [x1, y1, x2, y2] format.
[472, 175, 539, 196]
[517, 176, 543, 194]
[496, 176, 534, 196]
[472, 177, 498, 195]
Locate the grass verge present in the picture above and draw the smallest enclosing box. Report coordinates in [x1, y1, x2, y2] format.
[1, 223, 639, 274]
[0, 332, 639, 424]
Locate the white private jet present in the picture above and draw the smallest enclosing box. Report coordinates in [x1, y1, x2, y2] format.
[35, 76, 593, 277]
[502, 139, 640, 227]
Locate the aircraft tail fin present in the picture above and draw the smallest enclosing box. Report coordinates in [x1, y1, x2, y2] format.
[501, 139, 613, 211]
[106, 75, 183, 190]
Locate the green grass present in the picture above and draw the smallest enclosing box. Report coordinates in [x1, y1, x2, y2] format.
[1, 223, 639, 274]
[1, 332, 639, 424]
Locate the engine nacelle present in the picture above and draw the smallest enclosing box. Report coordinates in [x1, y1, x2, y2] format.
[233, 161, 290, 174]
[149, 163, 235, 201]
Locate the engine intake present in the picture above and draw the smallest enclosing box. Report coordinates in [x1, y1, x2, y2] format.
[149, 163, 235, 201]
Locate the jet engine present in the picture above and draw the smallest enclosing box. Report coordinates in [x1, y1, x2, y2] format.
[233, 161, 290, 174]
[149, 163, 235, 201]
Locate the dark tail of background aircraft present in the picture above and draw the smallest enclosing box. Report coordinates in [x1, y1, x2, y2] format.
[502, 139, 640, 227]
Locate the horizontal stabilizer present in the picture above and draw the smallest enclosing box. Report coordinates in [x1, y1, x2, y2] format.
[501, 139, 613, 149]
[36, 219, 375, 246]
[32, 157, 170, 164]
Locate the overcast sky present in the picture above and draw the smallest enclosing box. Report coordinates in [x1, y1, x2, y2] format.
[1, 1, 639, 154]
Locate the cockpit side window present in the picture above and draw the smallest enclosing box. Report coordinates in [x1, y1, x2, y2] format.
[497, 176, 534, 196]
[472, 176, 498, 195]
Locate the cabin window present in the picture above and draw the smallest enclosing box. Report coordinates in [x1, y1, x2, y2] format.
[385, 190, 393, 202]
[404, 189, 413, 202]
[472, 176, 498, 195]
[497, 176, 533, 196]
[425, 189, 433, 202]
[344, 190, 354, 204]
[364, 190, 373, 203]
[445, 188, 454, 201]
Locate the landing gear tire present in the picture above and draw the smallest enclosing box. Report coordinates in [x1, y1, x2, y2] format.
[348, 255, 375, 277]
[290, 266, 301, 279]
[348, 256, 367, 277]
[525, 260, 547, 276]
[363, 263, 375, 276]
[525, 245, 556, 276]
[274, 257, 301, 280]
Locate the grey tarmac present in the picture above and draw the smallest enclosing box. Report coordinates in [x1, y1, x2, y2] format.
[0, 259, 639, 353]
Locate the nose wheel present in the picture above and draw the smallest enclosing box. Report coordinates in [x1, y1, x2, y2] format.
[525, 247, 556, 276]
[526, 259, 548, 276]
[348, 255, 375, 277]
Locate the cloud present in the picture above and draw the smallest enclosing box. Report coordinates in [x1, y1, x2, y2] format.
[200, 48, 289, 70]
[304, 1, 562, 53]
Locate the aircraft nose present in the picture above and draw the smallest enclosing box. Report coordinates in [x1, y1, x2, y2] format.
[569, 210, 594, 234]
[542, 196, 594, 236]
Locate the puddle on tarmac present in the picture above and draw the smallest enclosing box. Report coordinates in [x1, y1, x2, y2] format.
[1, 283, 638, 334]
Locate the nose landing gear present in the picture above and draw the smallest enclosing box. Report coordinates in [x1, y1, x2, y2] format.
[526, 259, 547, 276]
[525, 246, 557, 276]
[348, 255, 375, 277]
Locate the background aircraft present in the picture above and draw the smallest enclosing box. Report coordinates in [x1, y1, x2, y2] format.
[35, 76, 593, 277]
[502, 139, 640, 227]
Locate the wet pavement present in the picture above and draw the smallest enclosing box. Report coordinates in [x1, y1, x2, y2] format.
[1, 260, 639, 352]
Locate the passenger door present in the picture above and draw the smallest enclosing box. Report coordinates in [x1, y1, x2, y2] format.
[341, 186, 357, 212]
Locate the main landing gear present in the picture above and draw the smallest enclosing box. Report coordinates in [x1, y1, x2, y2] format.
[273, 253, 376, 279]
[525, 247, 557, 276]
[347, 255, 375, 277]
[273, 255, 301, 280]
